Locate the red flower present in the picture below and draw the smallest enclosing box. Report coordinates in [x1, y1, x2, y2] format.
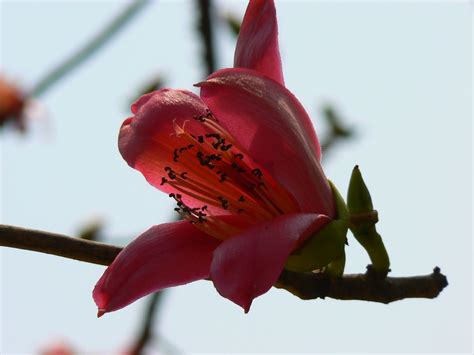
[93, 0, 336, 315]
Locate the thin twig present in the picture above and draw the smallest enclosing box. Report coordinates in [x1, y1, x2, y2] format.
[196, 0, 216, 75]
[0, 224, 120, 265]
[0, 224, 448, 303]
[30, 0, 150, 97]
[320, 105, 354, 155]
[130, 292, 163, 355]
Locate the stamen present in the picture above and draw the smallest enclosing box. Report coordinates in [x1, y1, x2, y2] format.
[166, 110, 300, 239]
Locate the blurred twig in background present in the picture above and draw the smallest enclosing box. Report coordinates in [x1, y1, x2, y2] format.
[30, 0, 150, 97]
[76, 218, 104, 242]
[130, 292, 164, 355]
[223, 13, 241, 37]
[135, 75, 165, 97]
[320, 105, 355, 155]
[196, 0, 217, 75]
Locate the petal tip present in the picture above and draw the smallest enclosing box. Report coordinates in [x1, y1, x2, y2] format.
[193, 81, 205, 88]
[97, 309, 106, 318]
[243, 300, 252, 314]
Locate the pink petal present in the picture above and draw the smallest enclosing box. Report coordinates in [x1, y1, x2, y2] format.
[119, 89, 230, 215]
[234, 0, 284, 85]
[93, 221, 220, 315]
[210, 213, 330, 312]
[197, 69, 335, 217]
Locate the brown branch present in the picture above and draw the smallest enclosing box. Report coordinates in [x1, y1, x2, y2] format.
[276, 267, 447, 304]
[196, 0, 216, 75]
[0, 224, 120, 265]
[0, 224, 448, 303]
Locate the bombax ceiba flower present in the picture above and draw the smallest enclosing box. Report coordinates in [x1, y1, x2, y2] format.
[93, 0, 348, 315]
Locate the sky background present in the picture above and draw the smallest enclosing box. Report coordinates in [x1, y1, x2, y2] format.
[1, 0, 472, 354]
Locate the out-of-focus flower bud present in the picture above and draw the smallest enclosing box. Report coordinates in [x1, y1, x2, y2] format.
[0, 75, 27, 132]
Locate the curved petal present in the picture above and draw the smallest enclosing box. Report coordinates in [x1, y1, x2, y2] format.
[210, 213, 330, 312]
[234, 0, 284, 85]
[93, 221, 220, 315]
[197, 69, 335, 217]
[119, 89, 231, 215]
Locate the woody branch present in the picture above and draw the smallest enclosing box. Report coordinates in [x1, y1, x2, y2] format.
[0, 224, 447, 304]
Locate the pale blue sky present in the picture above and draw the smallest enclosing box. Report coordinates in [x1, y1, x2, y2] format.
[1, 1, 472, 354]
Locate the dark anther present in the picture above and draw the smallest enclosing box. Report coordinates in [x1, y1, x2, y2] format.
[176, 194, 182, 199]
[173, 149, 180, 162]
[197, 136, 204, 143]
[187, 144, 194, 149]
[196, 151, 206, 165]
[234, 153, 244, 160]
[205, 109, 218, 122]
[197, 210, 207, 223]
[238, 196, 245, 202]
[252, 168, 263, 179]
[237, 208, 244, 213]
[160, 177, 168, 186]
[206, 133, 221, 140]
[165, 167, 177, 180]
[196, 151, 216, 169]
[221, 144, 233, 151]
[193, 114, 206, 122]
[231, 163, 245, 173]
[217, 196, 229, 210]
[169, 193, 175, 198]
[219, 173, 228, 182]
[180, 172, 188, 179]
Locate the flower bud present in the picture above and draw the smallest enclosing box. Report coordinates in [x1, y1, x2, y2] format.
[347, 165, 390, 274]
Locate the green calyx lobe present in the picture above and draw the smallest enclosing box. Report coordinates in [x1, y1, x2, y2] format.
[285, 181, 348, 276]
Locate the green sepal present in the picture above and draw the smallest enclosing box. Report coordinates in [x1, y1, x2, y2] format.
[285, 181, 348, 273]
[347, 165, 373, 215]
[347, 165, 390, 274]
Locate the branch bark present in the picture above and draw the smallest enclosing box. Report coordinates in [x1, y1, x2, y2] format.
[0, 224, 448, 304]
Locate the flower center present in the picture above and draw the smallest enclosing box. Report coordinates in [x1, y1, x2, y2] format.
[161, 110, 299, 240]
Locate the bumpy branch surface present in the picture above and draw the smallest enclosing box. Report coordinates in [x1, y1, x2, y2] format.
[0, 224, 448, 303]
[276, 268, 447, 304]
